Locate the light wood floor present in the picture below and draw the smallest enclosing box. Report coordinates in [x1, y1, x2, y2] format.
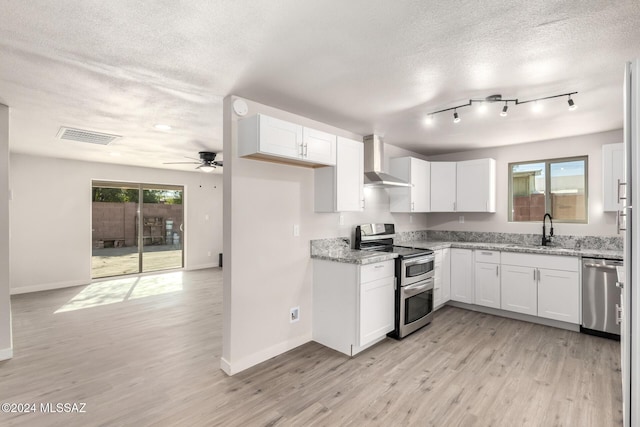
[1, 268, 622, 426]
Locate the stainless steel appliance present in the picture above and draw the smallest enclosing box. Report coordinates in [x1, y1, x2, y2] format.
[581, 258, 623, 338]
[355, 223, 434, 338]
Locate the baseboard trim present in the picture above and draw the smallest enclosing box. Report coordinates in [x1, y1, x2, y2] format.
[446, 301, 580, 332]
[220, 333, 312, 376]
[0, 347, 13, 361]
[10, 279, 87, 295]
[187, 263, 219, 271]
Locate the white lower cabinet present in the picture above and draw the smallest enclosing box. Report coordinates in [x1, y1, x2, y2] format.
[450, 249, 474, 304]
[433, 248, 451, 308]
[474, 250, 501, 309]
[360, 277, 395, 346]
[538, 269, 580, 323]
[501, 264, 538, 316]
[313, 259, 395, 356]
[500, 252, 580, 324]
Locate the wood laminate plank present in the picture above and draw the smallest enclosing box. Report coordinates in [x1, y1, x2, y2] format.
[0, 268, 622, 426]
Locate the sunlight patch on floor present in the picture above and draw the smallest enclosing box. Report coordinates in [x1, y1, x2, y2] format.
[55, 272, 184, 313]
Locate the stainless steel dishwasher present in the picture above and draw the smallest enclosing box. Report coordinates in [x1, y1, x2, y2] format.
[581, 258, 623, 338]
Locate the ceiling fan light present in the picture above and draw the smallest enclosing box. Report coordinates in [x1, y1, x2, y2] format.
[198, 165, 215, 172]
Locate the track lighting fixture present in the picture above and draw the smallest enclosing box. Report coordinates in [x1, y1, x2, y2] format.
[500, 103, 508, 117]
[426, 91, 578, 123]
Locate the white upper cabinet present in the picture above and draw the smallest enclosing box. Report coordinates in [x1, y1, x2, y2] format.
[602, 143, 624, 212]
[389, 157, 430, 212]
[456, 158, 496, 212]
[238, 114, 336, 167]
[430, 162, 457, 212]
[303, 127, 337, 165]
[315, 137, 364, 212]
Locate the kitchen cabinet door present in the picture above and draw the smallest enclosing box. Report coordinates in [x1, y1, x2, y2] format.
[254, 114, 303, 159]
[456, 158, 496, 212]
[475, 262, 501, 309]
[359, 276, 395, 347]
[389, 157, 430, 212]
[303, 127, 336, 165]
[538, 269, 579, 324]
[430, 162, 457, 212]
[442, 248, 451, 302]
[602, 143, 624, 212]
[314, 137, 364, 212]
[501, 264, 537, 316]
[450, 248, 474, 303]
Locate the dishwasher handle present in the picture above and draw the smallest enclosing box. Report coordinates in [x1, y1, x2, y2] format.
[583, 263, 622, 270]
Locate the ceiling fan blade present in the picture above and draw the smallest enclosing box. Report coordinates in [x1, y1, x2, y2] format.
[163, 161, 201, 165]
[184, 156, 201, 161]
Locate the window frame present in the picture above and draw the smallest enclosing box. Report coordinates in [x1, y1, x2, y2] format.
[508, 155, 589, 224]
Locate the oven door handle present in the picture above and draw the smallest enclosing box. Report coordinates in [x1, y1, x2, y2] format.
[403, 280, 433, 297]
[405, 257, 434, 266]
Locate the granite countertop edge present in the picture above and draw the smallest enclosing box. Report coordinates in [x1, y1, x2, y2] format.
[311, 250, 398, 265]
[404, 240, 624, 260]
[311, 240, 623, 264]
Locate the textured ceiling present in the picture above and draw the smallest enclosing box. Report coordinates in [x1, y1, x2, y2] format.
[1, 1, 639, 171]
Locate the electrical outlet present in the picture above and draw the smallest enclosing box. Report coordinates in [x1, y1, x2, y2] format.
[459, 216, 464, 223]
[207, 251, 211, 257]
[293, 224, 300, 237]
[290, 306, 300, 323]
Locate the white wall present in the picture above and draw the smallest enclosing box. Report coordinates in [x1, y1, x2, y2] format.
[426, 129, 623, 236]
[0, 104, 12, 360]
[9, 154, 223, 293]
[221, 96, 427, 375]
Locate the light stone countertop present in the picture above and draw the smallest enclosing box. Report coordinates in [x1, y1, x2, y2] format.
[401, 240, 623, 260]
[310, 239, 623, 264]
[311, 248, 398, 265]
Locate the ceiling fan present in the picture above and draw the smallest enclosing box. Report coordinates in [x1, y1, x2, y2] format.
[164, 151, 223, 172]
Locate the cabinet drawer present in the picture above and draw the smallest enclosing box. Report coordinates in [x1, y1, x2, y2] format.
[475, 250, 500, 264]
[501, 252, 579, 272]
[361, 260, 394, 283]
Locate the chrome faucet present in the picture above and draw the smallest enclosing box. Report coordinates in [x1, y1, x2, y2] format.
[542, 213, 554, 246]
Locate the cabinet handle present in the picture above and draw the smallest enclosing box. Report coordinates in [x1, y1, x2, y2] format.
[361, 198, 365, 210]
[411, 201, 415, 211]
[481, 251, 492, 255]
[304, 143, 308, 157]
[618, 179, 627, 202]
[453, 201, 456, 211]
[299, 143, 304, 157]
[616, 304, 623, 325]
[374, 264, 384, 269]
[533, 269, 536, 281]
[496, 265, 499, 276]
[618, 210, 627, 233]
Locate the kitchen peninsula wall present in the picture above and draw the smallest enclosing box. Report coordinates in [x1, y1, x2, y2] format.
[222, 96, 428, 375]
[426, 129, 622, 237]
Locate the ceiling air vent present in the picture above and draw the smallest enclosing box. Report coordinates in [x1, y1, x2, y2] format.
[56, 127, 121, 145]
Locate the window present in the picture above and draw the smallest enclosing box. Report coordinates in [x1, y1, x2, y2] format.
[509, 156, 588, 223]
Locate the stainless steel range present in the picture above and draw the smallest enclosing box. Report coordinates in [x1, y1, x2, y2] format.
[355, 224, 435, 338]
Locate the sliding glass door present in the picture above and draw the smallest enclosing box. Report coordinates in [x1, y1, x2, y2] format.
[92, 181, 184, 279]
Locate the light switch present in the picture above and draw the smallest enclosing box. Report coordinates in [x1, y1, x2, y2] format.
[293, 224, 300, 237]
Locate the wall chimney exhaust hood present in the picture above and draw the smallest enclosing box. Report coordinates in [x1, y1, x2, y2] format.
[363, 135, 411, 188]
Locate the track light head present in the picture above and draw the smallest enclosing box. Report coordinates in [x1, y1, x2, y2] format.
[500, 103, 508, 117]
[453, 110, 460, 123]
[568, 96, 577, 110]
